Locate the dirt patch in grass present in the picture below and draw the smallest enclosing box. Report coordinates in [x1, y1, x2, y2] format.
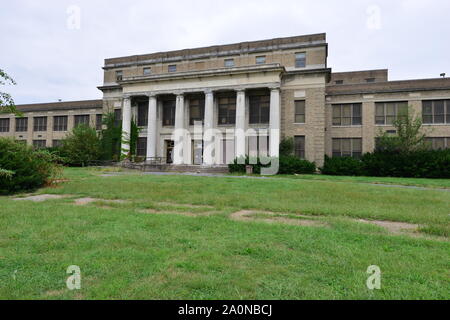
[13, 194, 71, 202]
[74, 198, 128, 206]
[357, 219, 419, 234]
[156, 202, 214, 209]
[230, 210, 327, 227]
[138, 209, 197, 217]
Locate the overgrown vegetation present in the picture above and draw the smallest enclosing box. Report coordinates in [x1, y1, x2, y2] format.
[60, 125, 102, 167]
[0, 138, 62, 194]
[322, 108, 450, 178]
[0, 167, 448, 299]
[229, 155, 316, 175]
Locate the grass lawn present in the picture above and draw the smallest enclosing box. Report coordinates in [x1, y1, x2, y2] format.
[0, 167, 449, 300]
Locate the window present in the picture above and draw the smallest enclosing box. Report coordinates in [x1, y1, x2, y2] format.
[136, 137, 147, 157]
[332, 138, 362, 158]
[143, 67, 152, 76]
[332, 104, 362, 126]
[74, 115, 90, 127]
[96, 114, 103, 130]
[256, 56, 266, 65]
[52, 140, 63, 148]
[33, 117, 47, 131]
[294, 136, 306, 159]
[335, 80, 344, 85]
[189, 98, 205, 125]
[295, 52, 306, 68]
[114, 109, 122, 127]
[162, 100, 176, 126]
[33, 140, 46, 149]
[249, 95, 270, 124]
[168, 65, 177, 73]
[294, 100, 306, 124]
[425, 137, 450, 150]
[224, 59, 235, 68]
[0, 118, 10, 132]
[116, 70, 123, 81]
[53, 116, 68, 131]
[218, 96, 236, 125]
[422, 100, 450, 124]
[137, 102, 148, 127]
[15, 118, 28, 132]
[366, 78, 376, 83]
[375, 102, 408, 125]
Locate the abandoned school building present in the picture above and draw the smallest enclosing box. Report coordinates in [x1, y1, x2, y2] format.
[1, 33, 450, 170]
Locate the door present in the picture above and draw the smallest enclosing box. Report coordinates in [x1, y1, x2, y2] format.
[166, 140, 174, 164]
[192, 140, 204, 165]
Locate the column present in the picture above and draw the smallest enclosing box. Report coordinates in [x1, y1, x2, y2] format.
[146, 94, 158, 160]
[173, 93, 185, 165]
[235, 89, 246, 158]
[121, 96, 132, 158]
[269, 88, 281, 157]
[203, 90, 214, 165]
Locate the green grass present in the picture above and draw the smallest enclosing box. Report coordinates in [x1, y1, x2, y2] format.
[0, 167, 449, 300]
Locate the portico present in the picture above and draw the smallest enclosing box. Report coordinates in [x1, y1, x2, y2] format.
[121, 85, 281, 166]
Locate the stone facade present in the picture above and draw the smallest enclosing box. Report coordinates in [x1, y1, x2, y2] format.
[2, 33, 450, 168]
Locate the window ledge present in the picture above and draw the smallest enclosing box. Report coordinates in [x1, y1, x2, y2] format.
[331, 125, 363, 128]
[293, 123, 306, 125]
[422, 123, 450, 126]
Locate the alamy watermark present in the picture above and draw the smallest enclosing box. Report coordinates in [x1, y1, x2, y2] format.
[366, 265, 381, 290]
[66, 265, 81, 290]
[67, 5, 81, 30]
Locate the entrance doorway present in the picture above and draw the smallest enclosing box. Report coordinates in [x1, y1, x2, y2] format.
[192, 140, 204, 165]
[165, 140, 174, 164]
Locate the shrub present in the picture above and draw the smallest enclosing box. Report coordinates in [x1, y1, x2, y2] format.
[362, 150, 450, 179]
[0, 138, 62, 194]
[229, 156, 264, 174]
[321, 156, 365, 176]
[61, 125, 102, 166]
[278, 155, 316, 174]
[229, 155, 316, 175]
[279, 138, 294, 156]
[321, 150, 450, 178]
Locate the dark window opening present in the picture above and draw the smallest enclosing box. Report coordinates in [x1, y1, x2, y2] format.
[249, 95, 270, 124]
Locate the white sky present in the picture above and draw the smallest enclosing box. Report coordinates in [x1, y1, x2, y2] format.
[1, 0, 449, 104]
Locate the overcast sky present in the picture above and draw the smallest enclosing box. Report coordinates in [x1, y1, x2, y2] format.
[1, 0, 449, 104]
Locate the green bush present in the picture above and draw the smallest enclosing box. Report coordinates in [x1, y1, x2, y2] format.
[61, 125, 102, 166]
[321, 150, 450, 178]
[362, 150, 450, 179]
[229, 156, 264, 174]
[0, 138, 62, 195]
[279, 138, 294, 156]
[321, 156, 365, 176]
[229, 155, 316, 175]
[278, 155, 316, 174]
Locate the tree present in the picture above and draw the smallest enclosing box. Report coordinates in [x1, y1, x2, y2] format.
[376, 107, 428, 153]
[0, 69, 21, 115]
[99, 112, 122, 161]
[61, 124, 102, 166]
[279, 137, 294, 156]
